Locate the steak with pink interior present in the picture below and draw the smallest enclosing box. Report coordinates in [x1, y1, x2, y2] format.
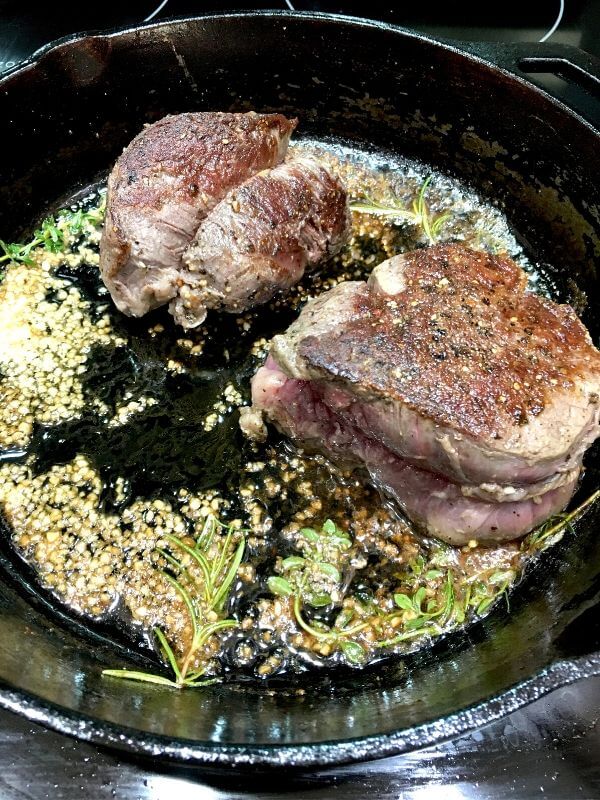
[242, 244, 600, 544]
[243, 357, 579, 544]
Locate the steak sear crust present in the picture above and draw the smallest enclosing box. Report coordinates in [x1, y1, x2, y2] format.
[173, 155, 349, 328]
[272, 245, 600, 489]
[246, 244, 600, 544]
[100, 112, 296, 318]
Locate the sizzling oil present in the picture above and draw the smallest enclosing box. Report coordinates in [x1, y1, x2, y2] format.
[0, 140, 580, 683]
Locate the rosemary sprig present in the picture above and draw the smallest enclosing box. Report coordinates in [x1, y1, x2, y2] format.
[0, 195, 106, 271]
[350, 176, 452, 245]
[103, 515, 245, 689]
[105, 490, 599, 684]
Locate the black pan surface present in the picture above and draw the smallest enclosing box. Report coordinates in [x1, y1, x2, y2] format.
[0, 11, 599, 769]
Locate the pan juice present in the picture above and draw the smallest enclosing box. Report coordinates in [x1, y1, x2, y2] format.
[0, 139, 585, 684]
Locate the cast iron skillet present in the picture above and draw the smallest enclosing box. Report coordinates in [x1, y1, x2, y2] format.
[0, 11, 599, 770]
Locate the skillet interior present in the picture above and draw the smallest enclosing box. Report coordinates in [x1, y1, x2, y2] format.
[0, 12, 598, 768]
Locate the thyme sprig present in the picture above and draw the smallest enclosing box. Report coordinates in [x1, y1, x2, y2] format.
[268, 520, 370, 664]
[267, 523, 468, 662]
[103, 515, 245, 689]
[267, 521, 512, 663]
[0, 195, 106, 271]
[523, 488, 600, 553]
[266, 490, 599, 664]
[379, 570, 457, 646]
[350, 176, 452, 245]
[268, 519, 353, 608]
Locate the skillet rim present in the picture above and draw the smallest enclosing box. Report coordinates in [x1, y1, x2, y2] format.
[0, 653, 597, 768]
[1, 10, 599, 136]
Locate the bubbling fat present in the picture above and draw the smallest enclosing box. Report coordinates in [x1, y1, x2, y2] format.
[0, 139, 578, 681]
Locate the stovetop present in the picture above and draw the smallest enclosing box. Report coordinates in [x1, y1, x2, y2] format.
[0, 2, 599, 798]
[0, 0, 599, 75]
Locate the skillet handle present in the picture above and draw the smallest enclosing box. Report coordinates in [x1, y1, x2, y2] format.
[457, 41, 600, 128]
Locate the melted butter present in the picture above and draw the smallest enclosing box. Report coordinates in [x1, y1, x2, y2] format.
[0, 142, 572, 680]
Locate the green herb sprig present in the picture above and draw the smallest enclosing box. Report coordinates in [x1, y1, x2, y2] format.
[266, 521, 509, 663]
[523, 488, 600, 553]
[266, 490, 600, 664]
[268, 520, 371, 664]
[103, 492, 599, 686]
[378, 570, 456, 646]
[267, 523, 465, 662]
[0, 195, 106, 271]
[103, 515, 245, 689]
[268, 518, 352, 608]
[350, 176, 452, 245]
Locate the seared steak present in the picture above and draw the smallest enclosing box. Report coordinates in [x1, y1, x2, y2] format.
[244, 357, 579, 544]
[100, 112, 296, 318]
[243, 244, 600, 544]
[172, 156, 349, 328]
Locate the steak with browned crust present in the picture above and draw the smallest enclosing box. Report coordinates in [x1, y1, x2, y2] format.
[172, 155, 349, 328]
[242, 244, 600, 544]
[100, 112, 296, 318]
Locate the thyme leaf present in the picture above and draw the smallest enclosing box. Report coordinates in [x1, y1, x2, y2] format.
[393, 593, 413, 612]
[268, 576, 294, 597]
[340, 640, 367, 665]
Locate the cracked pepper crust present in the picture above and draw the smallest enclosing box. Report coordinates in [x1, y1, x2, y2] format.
[298, 244, 600, 443]
[107, 112, 295, 213]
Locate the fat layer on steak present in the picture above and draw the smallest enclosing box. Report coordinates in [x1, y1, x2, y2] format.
[242, 244, 600, 544]
[172, 155, 350, 329]
[100, 112, 296, 318]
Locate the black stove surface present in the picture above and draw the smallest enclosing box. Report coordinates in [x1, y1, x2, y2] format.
[1, 0, 599, 73]
[0, 2, 599, 798]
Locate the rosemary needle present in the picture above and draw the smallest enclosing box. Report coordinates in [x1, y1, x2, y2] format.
[102, 516, 246, 689]
[350, 176, 451, 245]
